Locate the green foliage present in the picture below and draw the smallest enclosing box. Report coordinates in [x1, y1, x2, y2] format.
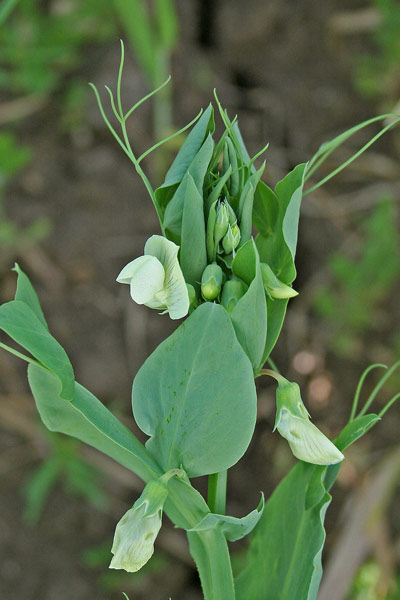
[0, 131, 31, 179]
[230, 239, 267, 369]
[28, 365, 160, 482]
[236, 461, 331, 600]
[0, 133, 51, 258]
[350, 561, 400, 599]
[1, 68, 399, 599]
[132, 302, 257, 477]
[314, 199, 400, 355]
[0, 0, 115, 95]
[189, 494, 264, 542]
[236, 362, 398, 599]
[24, 433, 106, 524]
[355, 0, 400, 98]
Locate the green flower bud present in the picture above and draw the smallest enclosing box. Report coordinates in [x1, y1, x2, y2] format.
[206, 201, 217, 262]
[260, 263, 298, 300]
[272, 376, 344, 466]
[222, 223, 241, 255]
[227, 202, 237, 226]
[201, 263, 224, 300]
[214, 202, 229, 243]
[110, 478, 169, 573]
[221, 278, 248, 313]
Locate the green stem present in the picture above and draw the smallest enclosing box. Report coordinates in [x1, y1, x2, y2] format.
[187, 528, 236, 600]
[166, 475, 234, 599]
[208, 470, 227, 514]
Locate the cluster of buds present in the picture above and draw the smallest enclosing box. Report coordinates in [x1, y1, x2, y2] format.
[207, 198, 241, 262]
[117, 127, 298, 316]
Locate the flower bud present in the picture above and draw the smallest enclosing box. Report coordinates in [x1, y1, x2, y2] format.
[110, 478, 169, 573]
[222, 223, 241, 255]
[260, 263, 298, 300]
[227, 202, 237, 226]
[214, 202, 229, 244]
[273, 377, 344, 465]
[201, 263, 224, 300]
[116, 235, 189, 320]
[221, 278, 248, 313]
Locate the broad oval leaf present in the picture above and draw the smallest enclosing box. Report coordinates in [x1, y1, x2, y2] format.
[132, 302, 257, 477]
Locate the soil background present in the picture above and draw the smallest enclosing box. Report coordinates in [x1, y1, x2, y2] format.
[1, 1, 399, 599]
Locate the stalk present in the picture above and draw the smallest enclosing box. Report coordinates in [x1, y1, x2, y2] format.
[208, 470, 228, 514]
[187, 528, 236, 600]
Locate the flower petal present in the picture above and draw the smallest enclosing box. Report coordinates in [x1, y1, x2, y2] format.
[110, 505, 161, 572]
[277, 408, 344, 466]
[117, 255, 165, 305]
[145, 235, 189, 320]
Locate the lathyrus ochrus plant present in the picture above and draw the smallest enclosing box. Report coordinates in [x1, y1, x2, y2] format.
[0, 43, 399, 599]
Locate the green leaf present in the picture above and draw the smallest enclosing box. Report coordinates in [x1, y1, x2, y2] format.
[189, 494, 264, 542]
[0, 0, 20, 27]
[132, 302, 257, 477]
[323, 414, 380, 491]
[180, 174, 207, 288]
[163, 133, 214, 242]
[0, 301, 74, 401]
[233, 121, 253, 167]
[23, 458, 60, 525]
[262, 297, 288, 363]
[27, 363, 160, 483]
[12, 263, 47, 328]
[235, 410, 383, 600]
[235, 462, 331, 600]
[231, 240, 267, 371]
[256, 163, 307, 284]
[253, 180, 279, 237]
[334, 414, 380, 451]
[156, 104, 214, 209]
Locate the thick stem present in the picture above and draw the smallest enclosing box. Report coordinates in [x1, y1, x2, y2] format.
[187, 528, 236, 600]
[208, 470, 227, 514]
[165, 475, 235, 599]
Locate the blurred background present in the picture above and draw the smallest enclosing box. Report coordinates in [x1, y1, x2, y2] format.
[0, 0, 399, 598]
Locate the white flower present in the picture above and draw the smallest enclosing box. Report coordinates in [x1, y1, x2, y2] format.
[110, 504, 162, 572]
[274, 379, 344, 466]
[275, 407, 344, 466]
[117, 235, 189, 320]
[110, 479, 169, 573]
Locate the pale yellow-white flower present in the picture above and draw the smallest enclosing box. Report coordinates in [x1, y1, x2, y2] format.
[109, 479, 169, 573]
[116, 235, 189, 320]
[273, 377, 344, 466]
